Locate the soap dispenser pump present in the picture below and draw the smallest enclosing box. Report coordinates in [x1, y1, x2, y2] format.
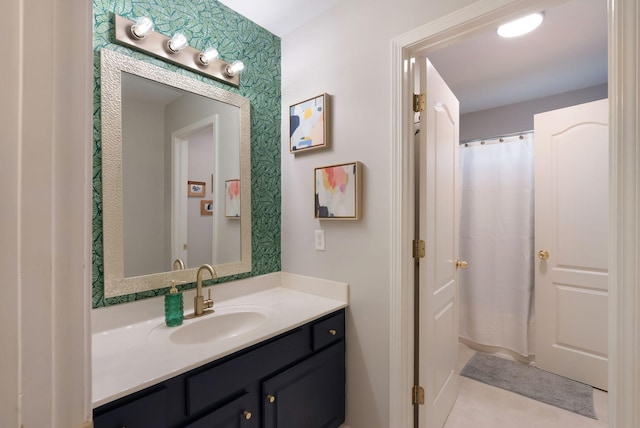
[165, 280, 185, 327]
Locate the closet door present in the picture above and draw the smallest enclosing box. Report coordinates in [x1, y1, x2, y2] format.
[534, 98, 608, 390]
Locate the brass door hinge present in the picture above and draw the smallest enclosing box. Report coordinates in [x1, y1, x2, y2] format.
[413, 93, 425, 112]
[413, 239, 425, 260]
[412, 385, 425, 405]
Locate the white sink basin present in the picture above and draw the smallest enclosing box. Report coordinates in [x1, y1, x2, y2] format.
[149, 305, 271, 346]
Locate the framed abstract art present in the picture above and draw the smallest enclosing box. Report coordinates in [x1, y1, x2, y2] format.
[314, 161, 362, 220]
[200, 200, 213, 215]
[290, 93, 330, 153]
[187, 180, 206, 197]
[225, 179, 240, 218]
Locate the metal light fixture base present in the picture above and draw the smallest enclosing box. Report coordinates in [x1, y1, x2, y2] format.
[114, 14, 240, 87]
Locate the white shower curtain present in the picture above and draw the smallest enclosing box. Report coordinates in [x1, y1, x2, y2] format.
[458, 133, 535, 357]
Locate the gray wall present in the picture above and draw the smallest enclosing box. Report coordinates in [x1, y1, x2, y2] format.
[280, 1, 483, 426]
[122, 97, 167, 277]
[121, 91, 243, 276]
[460, 83, 607, 141]
[187, 127, 215, 267]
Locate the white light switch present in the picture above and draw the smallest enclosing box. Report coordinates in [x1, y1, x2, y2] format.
[315, 230, 325, 251]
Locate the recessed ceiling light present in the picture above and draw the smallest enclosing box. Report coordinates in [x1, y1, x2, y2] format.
[497, 12, 544, 38]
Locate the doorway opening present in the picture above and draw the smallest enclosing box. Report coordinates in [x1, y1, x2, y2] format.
[427, 0, 607, 394]
[172, 116, 218, 269]
[390, 0, 636, 427]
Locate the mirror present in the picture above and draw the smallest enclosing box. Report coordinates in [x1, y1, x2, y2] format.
[101, 49, 251, 298]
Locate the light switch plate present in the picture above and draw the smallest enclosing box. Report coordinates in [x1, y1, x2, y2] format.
[315, 230, 325, 251]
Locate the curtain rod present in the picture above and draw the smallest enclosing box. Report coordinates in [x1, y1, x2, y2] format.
[460, 129, 533, 145]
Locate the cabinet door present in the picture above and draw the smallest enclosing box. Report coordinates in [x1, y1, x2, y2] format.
[184, 392, 257, 428]
[93, 388, 168, 428]
[263, 341, 345, 428]
[186, 328, 310, 416]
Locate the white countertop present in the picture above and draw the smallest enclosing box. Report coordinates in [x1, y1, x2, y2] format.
[92, 272, 348, 408]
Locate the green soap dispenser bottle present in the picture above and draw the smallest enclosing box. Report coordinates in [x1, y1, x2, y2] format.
[165, 280, 185, 327]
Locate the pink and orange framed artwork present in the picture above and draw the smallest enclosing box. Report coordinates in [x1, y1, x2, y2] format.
[314, 161, 362, 220]
[225, 179, 240, 218]
[289, 93, 331, 153]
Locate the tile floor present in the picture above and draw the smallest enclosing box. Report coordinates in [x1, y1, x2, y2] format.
[443, 343, 609, 428]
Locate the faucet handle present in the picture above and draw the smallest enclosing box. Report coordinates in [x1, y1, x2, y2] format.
[165, 280, 186, 291]
[164, 279, 185, 294]
[204, 288, 214, 310]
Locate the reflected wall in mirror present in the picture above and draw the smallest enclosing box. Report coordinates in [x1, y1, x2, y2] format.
[101, 49, 251, 298]
[121, 73, 241, 276]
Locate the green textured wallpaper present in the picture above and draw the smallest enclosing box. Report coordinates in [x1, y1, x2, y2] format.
[92, 0, 281, 308]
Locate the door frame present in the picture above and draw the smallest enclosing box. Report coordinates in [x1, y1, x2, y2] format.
[171, 115, 219, 268]
[390, 0, 640, 427]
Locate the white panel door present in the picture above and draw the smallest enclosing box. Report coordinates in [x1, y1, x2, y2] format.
[534, 99, 608, 390]
[417, 58, 461, 428]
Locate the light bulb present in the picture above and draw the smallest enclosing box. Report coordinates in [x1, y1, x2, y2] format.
[167, 32, 188, 53]
[497, 13, 544, 38]
[198, 47, 219, 65]
[225, 60, 245, 77]
[130, 16, 154, 39]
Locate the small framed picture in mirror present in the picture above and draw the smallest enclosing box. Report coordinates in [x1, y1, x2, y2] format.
[225, 179, 240, 218]
[201, 200, 213, 215]
[188, 181, 206, 197]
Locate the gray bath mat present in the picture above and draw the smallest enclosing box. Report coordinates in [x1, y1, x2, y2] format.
[460, 352, 597, 419]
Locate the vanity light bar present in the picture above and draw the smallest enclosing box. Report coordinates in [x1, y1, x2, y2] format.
[113, 14, 241, 87]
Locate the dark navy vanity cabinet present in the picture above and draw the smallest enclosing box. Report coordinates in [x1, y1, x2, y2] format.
[93, 309, 345, 428]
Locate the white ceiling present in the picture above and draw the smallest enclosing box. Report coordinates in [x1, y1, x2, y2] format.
[218, 0, 607, 114]
[428, 0, 607, 113]
[217, 0, 342, 38]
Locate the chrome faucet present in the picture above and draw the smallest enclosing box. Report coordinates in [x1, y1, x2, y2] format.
[194, 264, 216, 316]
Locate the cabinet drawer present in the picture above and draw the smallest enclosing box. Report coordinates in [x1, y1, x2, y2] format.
[184, 391, 257, 428]
[186, 327, 311, 415]
[93, 387, 168, 428]
[312, 310, 345, 351]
